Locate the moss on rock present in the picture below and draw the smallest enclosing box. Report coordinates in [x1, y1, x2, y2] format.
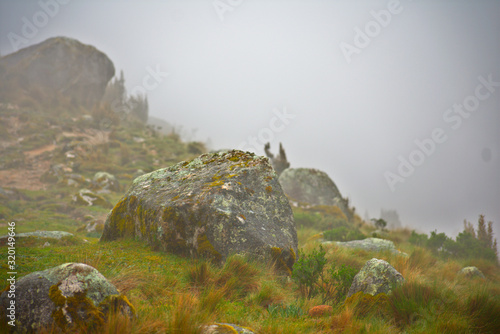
[100, 150, 298, 268]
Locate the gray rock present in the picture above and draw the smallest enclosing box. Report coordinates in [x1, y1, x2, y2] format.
[202, 323, 256, 334]
[100, 150, 298, 272]
[457, 266, 485, 279]
[92, 171, 120, 192]
[0, 263, 134, 333]
[279, 168, 352, 220]
[347, 258, 404, 298]
[324, 237, 407, 256]
[0, 230, 73, 241]
[73, 189, 112, 208]
[0, 36, 115, 108]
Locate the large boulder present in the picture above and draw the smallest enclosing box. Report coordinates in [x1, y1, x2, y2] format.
[0, 36, 115, 108]
[0, 263, 134, 333]
[100, 150, 298, 272]
[347, 258, 404, 298]
[278, 168, 352, 220]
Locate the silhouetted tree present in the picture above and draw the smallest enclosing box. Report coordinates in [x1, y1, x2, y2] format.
[264, 142, 290, 176]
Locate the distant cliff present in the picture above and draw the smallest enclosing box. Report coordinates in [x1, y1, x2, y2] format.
[0, 36, 115, 109]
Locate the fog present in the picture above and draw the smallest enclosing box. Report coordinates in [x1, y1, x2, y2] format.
[1, 0, 499, 237]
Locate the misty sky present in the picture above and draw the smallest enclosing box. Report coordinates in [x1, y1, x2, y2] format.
[1, 0, 499, 237]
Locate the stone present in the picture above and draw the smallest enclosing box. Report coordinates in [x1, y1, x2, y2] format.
[324, 237, 407, 256]
[202, 323, 256, 334]
[308, 305, 333, 317]
[73, 189, 112, 208]
[92, 171, 120, 193]
[457, 266, 485, 279]
[0, 263, 134, 333]
[0, 230, 73, 245]
[0, 36, 115, 108]
[279, 168, 352, 220]
[100, 150, 298, 272]
[347, 258, 404, 298]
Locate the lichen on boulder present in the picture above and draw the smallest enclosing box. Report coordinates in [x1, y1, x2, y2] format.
[100, 150, 298, 272]
[0, 263, 134, 333]
[347, 258, 404, 298]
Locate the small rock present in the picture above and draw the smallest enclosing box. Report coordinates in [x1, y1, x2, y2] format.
[202, 323, 255, 334]
[347, 258, 404, 298]
[73, 189, 112, 208]
[457, 266, 485, 279]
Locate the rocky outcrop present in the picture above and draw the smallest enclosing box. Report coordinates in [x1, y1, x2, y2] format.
[0, 36, 114, 108]
[0, 263, 134, 333]
[100, 150, 298, 272]
[324, 238, 407, 256]
[347, 258, 404, 298]
[457, 266, 485, 279]
[278, 168, 352, 221]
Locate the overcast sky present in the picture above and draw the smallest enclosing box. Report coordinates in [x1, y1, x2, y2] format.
[1, 0, 499, 237]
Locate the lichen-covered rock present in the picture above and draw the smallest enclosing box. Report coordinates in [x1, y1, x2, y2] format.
[92, 172, 120, 193]
[347, 258, 404, 298]
[324, 238, 407, 256]
[0, 36, 115, 108]
[0, 263, 134, 333]
[278, 168, 352, 220]
[73, 188, 112, 208]
[100, 150, 298, 272]
[457, 266, 485, 279]
[202, 323, 256, 334]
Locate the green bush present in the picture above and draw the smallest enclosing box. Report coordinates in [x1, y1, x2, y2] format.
[443, 232, 497, 262]
[409, 230, 428, 246]
[292, 246, 327, 299]
[323, 227, 366, 242]
[292, 246, 357, 304]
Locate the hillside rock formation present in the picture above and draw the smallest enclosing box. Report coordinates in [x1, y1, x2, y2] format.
[324, 238, 407, 256]
[347, 258, 404, 298]
[100, 150, 298, 273]
[0, 36, 114, 108]
[0, 263, 134, 333]
[279, 168, 352, 220]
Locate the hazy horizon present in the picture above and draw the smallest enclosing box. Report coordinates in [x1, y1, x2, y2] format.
[1, 0, 499, 237]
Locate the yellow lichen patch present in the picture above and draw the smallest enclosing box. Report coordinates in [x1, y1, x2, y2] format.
[49, 283, 105, 332]
[343, 291, 390, 318]
[197, 233, 222, 262]
[99, 294, 136, 319]
[265, 186, 273, 193]
[216, 323, 239, 334]
[102, 197, 135, 240]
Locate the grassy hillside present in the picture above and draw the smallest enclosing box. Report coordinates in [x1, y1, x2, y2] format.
[1, 104, 499, 333]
